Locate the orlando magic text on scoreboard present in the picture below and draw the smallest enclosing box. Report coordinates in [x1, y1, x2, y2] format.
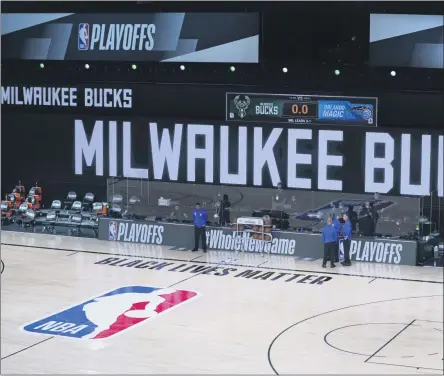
[78, 23, 156, 51]
[226, 92, 378, 127]
[1, 86, 132, 108]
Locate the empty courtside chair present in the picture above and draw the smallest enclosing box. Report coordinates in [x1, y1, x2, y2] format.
[71, 201, 82, 213]
[112, 194, 123, 205]
[21, 209, 36, 228]
[68, 213, 83, 236]
[64, 191, 77, 210]
[46, 211, 57, 221]
[18, 203, 28, 214]
[25, 195, 37, 210]
[40, 200, 63, 232]
[109, 194, 123, 218]
[82, 192, 95, 212]
[51, 200, 62, 214]
[13, 203, 29, 226]
[42, 210, 58, 234]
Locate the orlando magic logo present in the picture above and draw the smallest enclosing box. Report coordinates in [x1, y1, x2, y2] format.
[350, 105, 373, 123]
[78, 24, 89, 51]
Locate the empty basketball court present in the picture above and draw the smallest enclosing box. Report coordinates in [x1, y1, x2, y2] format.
[1, 231, 443, 374]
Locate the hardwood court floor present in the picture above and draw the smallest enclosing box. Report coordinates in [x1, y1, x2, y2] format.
[1, 231, 443, 374]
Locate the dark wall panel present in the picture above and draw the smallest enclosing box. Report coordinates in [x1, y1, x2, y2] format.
[2, 112, 442, 204]
[2, 82, 443, 128]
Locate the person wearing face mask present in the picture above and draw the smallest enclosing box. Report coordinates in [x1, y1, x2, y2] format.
[322, 217, 337, 268]
[192, 203, 208, 253]
[219, 194, 231, 226]
[342, 212, 353, 266]
[369, 202, 379, 235]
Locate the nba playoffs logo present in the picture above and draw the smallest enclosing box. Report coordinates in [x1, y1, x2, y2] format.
[109, 221, 118, 240]
[22, 286, 199, 339]
[78, 23, 89, 51]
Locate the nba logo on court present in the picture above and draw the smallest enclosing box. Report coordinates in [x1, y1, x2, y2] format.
[22, 286, 199, 340]
[108, 221, 117, 240]
[78, 23, 89, 50]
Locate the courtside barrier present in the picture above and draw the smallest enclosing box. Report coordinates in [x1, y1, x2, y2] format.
[99, 218, 418, 266]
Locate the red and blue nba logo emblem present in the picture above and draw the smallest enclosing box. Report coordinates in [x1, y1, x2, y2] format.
[109, 221, 117, 241]
[22, 286, 199, 339]
[78, 23, 89, 51]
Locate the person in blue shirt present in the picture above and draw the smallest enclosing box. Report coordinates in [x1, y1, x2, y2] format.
[192, 203, 208, 253]
[342, 213, 353, 266]
[322, 217, 338, 268]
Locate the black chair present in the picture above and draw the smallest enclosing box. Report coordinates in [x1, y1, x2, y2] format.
[51, 200, 62, 214]
[68, 213, 83, 236]
[21, 209, 36, 228]
[42, 199, 63, 232]
[64, 191, 77, 210]
[82, 192, 95, 212]
[14, 203, 29, 225]
[109, 194, 123, 218]
[42, 210, 58, 234]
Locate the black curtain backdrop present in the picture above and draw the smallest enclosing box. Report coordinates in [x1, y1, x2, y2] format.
[2, 82, 443, 129]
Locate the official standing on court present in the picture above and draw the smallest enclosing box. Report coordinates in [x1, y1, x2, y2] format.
[219, 194, 231, 226]
[342, 213, 352, 266]
[192, 203, 208, 253]
[322, 217, 337, 268]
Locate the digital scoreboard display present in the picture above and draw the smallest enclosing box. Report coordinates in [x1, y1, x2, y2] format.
[226, 92, 378, 126]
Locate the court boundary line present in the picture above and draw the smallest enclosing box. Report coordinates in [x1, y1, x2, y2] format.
[267, 295, 443, 375]
[2, 242, 443, 285]
[1, 336, 54, 361]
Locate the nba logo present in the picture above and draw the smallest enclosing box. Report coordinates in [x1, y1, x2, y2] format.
[78, 23, 89, 51]
[109, 221, 117, 241]
[22, 286, 199, 340]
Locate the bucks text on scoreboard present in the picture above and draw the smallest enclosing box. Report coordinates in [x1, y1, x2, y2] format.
[226, 92, 378, 126]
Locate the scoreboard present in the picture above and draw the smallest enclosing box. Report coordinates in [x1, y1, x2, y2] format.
[226, 92, 378, 126]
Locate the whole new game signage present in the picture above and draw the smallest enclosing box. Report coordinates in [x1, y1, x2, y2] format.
[205, 229, 296, 255]
[98, 218, 418, 266]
